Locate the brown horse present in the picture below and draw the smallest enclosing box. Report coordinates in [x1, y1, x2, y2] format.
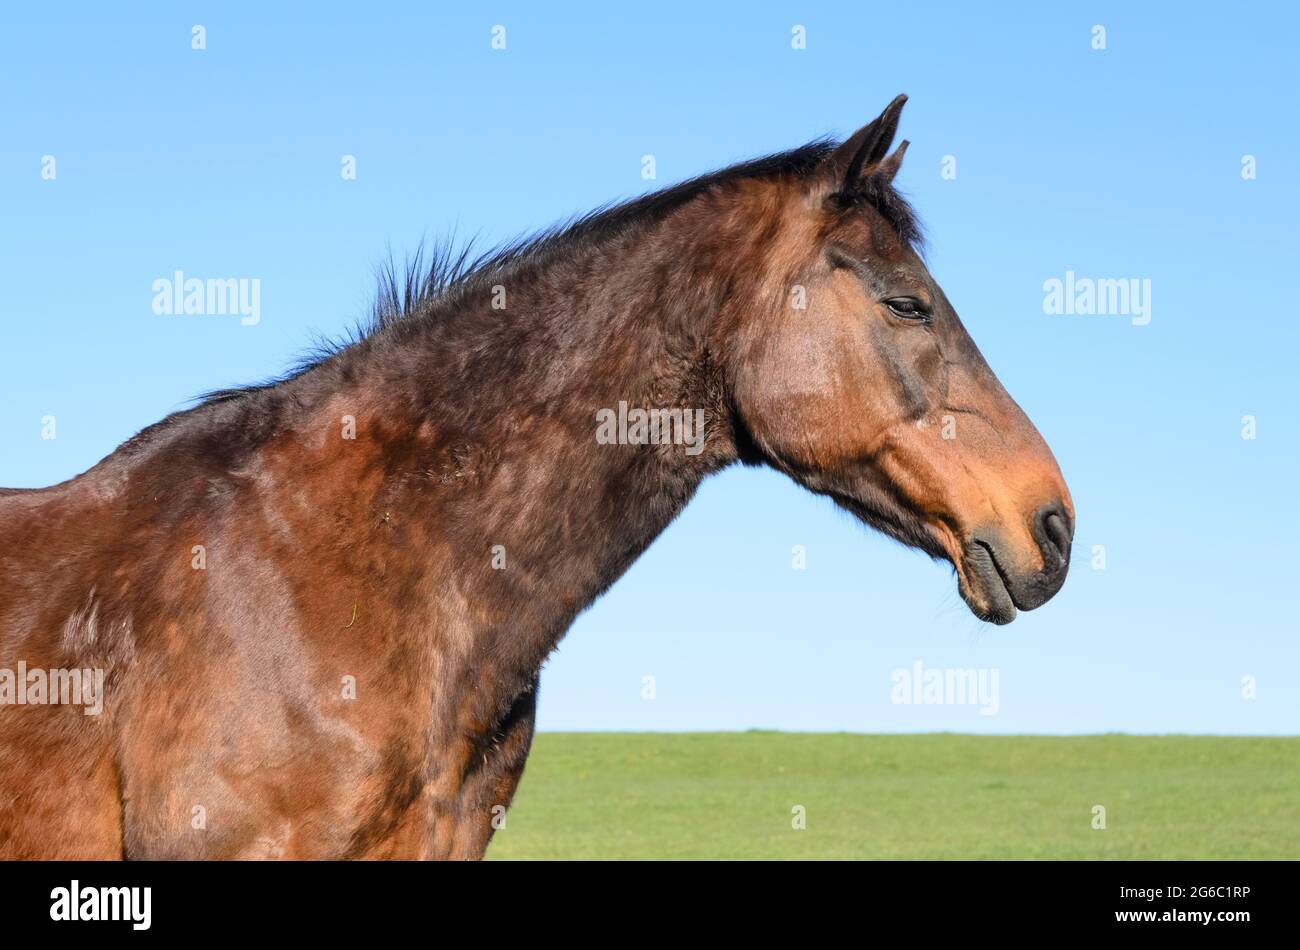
[0, 95, 1072, 860]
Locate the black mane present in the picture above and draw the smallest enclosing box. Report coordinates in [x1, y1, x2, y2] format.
[201, 137, 922, 406]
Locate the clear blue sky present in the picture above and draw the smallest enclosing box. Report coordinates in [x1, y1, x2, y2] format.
[2, 3, 1296, 734]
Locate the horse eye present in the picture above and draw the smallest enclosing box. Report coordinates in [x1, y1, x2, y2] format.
[885, 297, 931, 322]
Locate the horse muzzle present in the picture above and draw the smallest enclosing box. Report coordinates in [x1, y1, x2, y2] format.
[958, 502, 1073, 624]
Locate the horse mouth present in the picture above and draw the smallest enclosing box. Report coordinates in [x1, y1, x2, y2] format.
[959, 541, 1017, 625]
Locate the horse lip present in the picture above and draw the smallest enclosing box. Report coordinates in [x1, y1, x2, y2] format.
[962, 540, 1017, 624]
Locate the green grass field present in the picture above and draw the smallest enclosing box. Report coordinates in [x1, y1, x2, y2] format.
[486, 732, 1299, 860]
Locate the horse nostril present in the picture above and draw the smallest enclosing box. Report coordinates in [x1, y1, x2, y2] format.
[1035, 504, 1073, 570]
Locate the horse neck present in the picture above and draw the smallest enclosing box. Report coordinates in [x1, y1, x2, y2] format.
[354, 201, 752, 646]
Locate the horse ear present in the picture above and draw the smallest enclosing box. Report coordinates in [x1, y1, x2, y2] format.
[830, 94, 908, 191]
[875, 140, 910, 184]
